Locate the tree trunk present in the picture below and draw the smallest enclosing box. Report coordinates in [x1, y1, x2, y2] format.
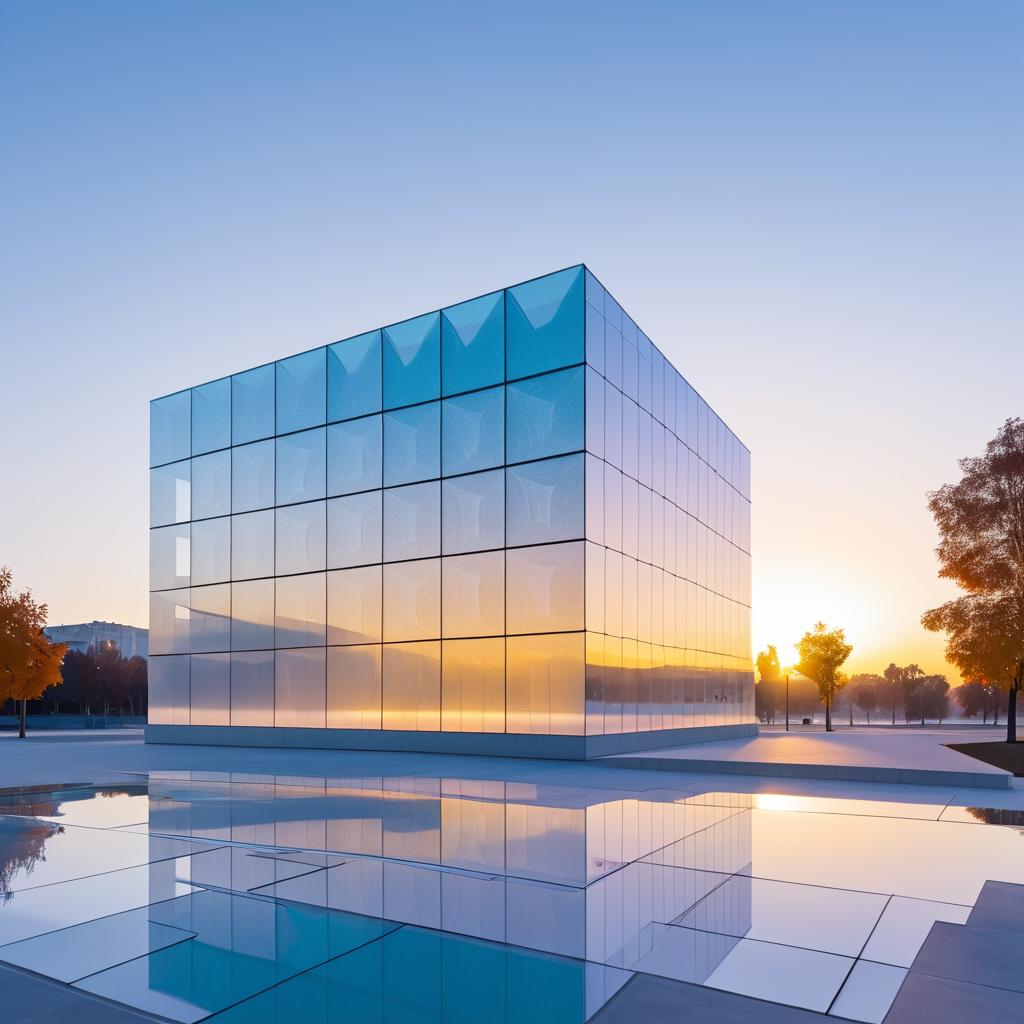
[849, 701, 853, 727]
[1009, 687, 1018, 744]
[825, 695, 832, 732]
[18, 699, 26, 739]
[891, 703, 896, 726]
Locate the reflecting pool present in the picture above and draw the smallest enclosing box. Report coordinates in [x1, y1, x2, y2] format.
[0, 774, 1021, 1022]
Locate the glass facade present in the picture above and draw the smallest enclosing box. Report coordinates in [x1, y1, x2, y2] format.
[150, 265, 752, 753]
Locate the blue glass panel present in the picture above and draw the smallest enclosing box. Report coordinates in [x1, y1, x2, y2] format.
[384, 481, 441, 561]
[441, 386, 504, 477]
[441, 469, 504, 555]
[506, 454, 584, 546]
[383, 402, 440, 486]
[327, 415, 382, 496]
[327, 330, 382, 422]
[150, 391, 190, 467]
[276, 348, 326, 434]
[231, 440, 275, 513]
[441, 291, 504, 396]
[383, 311, 440, 409]
[506, 266, 584, 380]
[506, 366, 584, 464]
[191, 378, 231, 455]
[276, 428, 326, 505]
[231, 364, 275, 445]
[191, 450, 231, 521]
[150, 461, 190, 528]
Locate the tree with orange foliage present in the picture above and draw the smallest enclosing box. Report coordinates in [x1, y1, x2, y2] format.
[0, 567, 67, 738]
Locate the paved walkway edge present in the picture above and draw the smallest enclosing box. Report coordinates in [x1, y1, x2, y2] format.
[598, 753, 1012, 789]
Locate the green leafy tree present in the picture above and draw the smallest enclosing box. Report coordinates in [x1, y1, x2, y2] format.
[923, 418, 1024, 743]
[754, 645, 783, 724]
[849, 673, 883, 724]
[879, 664, 905, 725]
[794, 623, 853, 732]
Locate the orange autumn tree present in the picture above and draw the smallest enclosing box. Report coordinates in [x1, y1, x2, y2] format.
[0, 567, 67, 738]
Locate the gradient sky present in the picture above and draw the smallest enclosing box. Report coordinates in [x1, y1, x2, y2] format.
[2, 2, 1021, 679]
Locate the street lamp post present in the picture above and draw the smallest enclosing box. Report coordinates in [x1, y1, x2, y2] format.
[785, 673, 790, 732]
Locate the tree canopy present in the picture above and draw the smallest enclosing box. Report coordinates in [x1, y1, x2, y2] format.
[794, 623, 852, 732]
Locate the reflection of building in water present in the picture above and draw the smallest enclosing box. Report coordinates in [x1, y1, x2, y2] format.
[147, 775, 754, 999]
[148, 265, 753, 758]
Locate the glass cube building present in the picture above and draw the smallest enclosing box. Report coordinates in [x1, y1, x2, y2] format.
[148, 265, 753, 756]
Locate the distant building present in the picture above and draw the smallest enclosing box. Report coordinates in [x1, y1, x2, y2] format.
[44, 621, 149, 660]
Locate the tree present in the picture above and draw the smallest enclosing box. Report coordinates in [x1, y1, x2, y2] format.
[849, 673, 883, 724]
[923, 418, 1024, 743]
[879, 664, 905, 725]
[0, 567, 67, 738]
[794, 623, 853, 732]
[899, 664, 925, 724]
[755, 645, 783, 724]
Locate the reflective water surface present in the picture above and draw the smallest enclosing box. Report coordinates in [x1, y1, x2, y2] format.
[0, 774, 1021, 1022]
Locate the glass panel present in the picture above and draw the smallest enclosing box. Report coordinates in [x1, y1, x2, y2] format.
[440, 386, 504, 478]
[441, 290, 504, 396]
[275, 501, 327, 575]
[441, 551, 504, 638]
[276, 348, 326, 434]
[190, 652, 230, 726]
[232, 364, 275, 445]
[231, 439, 275, 513]
[585, 298, 605, 377]
[383, 481, 440, 561]
[506, 541, 584, 634]
[327, 415, 382, 496]
[150, 460, 190, 528]
[505, 454, 584, 547]
[276, 427, 326, 505]
[327, 565, 382, 645]
[191, 450, 231, 521]
[275, 572, 327, 648]
[328, 330, 382, 422]
[191, 378, 231, 456]
[441, 637, 504, 733]
[441, 470, 504, 555]
[231, 579, 275, 651]
[230, 650, 275, 725]
[383, 402, 440, 486]
[150, 390, 190, 467]
[382, 640, 440, 730]
[231, 509, 274, 581]
[383, 311, 441, 409]
[327, 645, 382, 729]
[274, 648, 326, 727]
[149, 590, 190, 655]
[506, 266, 584, 380]
[584, 367, 604, 460]
[383, 559, 440, 642]
[150, 523, 190, 591]
[584, 455, 604, 546]
[190, 516, 230, 586]
[148, 655, 189, 724]
[327, 491, 383, 569]
[506, 366, 584, 463]
[189, 583, 231, 653]
[506, 632, 585, 735]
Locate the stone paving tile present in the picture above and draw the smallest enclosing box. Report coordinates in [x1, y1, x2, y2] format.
[910, 920, 1024, 993]
[886, 971, 1024, 1024]
[0, 963, 153, 1024]
[966, 879, 1024, 931]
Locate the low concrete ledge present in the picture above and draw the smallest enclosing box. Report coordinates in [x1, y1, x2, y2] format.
[599, 752, 1012, 789]
[145, 722, 758, 760]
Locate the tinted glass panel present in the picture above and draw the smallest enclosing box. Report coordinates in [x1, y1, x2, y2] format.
[383, 402, 440, 486]
[441, 291, 504, 396]
[327, 645, 382, 729]
[276, 428, 326, 505]
[231, 440, 275, 514]
[231, 365, 274, 445]
[441, 387, 504, 476]
[441, 637, 504, 733]
[274, 648, 326, 728]
[275, 501, 327, 575]
[383, 482, 440, 561]
[505, 454, 584, 547]
[327, 491, 383, 569]
[441, 470, 504, 555]
[382, 641, 440, 731]
[231, 579, 275, 651]
[190, 450, 231, 521]
[149, 590, 190, 656]
[507, 632, 584, 735]
[276, 348, 326, 434]
[150, 391, 190, 467]
[328, 330, 382, 422]
[275, 573, 327, 648]
[327, 565, 382, 645]
[190, 516, 230, 586]
[231, 509, 274, 581]
[442, 552, 504, 638]
[150, 461, 190, 528]
[505, 541, 584, 634]
[506, 366, 584, 463]
[191, 378, 231, 456]
[190, 652, 230, 725]
[150, 524, 190, 591]
[506, 267, 584, 380]
[148, 655, 189, 724]
[383, 312, 440, 409]
[383, 559, 440, 642]
[327, 415, 382, 496]
[230, 651, 274, 725]
[189, 583, 230, 653]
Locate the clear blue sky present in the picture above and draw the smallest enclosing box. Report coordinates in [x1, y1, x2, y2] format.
[2, 1, 1021, 675]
